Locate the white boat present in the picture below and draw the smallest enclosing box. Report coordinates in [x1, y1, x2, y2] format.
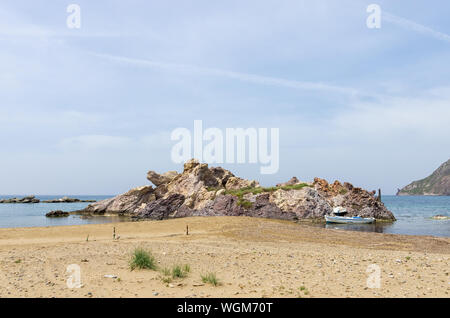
[325, 215, 375, 224]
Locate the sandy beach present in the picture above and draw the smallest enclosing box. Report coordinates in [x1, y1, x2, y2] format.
[0, 216, 448, 298]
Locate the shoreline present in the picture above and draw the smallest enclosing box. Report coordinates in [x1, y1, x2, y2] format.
[0, 215, 445, 238]
[0, 216, 448, 298]
[0, 216, 447, 251]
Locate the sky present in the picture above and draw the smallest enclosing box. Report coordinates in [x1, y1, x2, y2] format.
[0, 0, 449, 195]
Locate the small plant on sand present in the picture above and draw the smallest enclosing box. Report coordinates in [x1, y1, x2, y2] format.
[183, 264, 191, 273]
[172, 264, 189, 279]
[406, 256, 411, 261]
[299, 286, 309, 295]
[201, 272, 219, 286]
[14, 259, 21, 264]
[161, 267, 171, 276]
[129, 248, 157, 271]
[161, 276, 172, 284]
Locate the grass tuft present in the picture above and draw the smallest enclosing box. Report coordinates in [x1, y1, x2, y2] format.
[129, 248, 157, 271]
[201, 272, 220, 286]
[161, 276, 172, 284]
[172, 264, 189, 278]
[161, 267, 171, 276]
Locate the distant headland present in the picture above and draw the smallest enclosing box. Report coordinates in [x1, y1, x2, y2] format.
[397, 159, 450, 196]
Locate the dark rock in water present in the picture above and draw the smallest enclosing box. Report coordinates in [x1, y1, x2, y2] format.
[41, 196, 96, 203]
[77, 159, 396, 222]
[0, 196, 40, 204]
[46, 210, 70, 217]
[397, 159, 450, 196]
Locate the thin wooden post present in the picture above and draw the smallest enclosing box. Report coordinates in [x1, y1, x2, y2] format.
[113, 227, 116, 240]
[377, 188, 381, 202]
[186, 225, 189, 236]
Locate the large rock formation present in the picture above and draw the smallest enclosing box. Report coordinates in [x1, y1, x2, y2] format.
[77, 159, 395, 221]
[397, 159, 450, 196]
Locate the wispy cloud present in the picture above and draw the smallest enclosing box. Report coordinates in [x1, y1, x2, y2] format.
[59, 135, 133, 150]
[384, 12, 450, 43]
[89, 52, 367, 98]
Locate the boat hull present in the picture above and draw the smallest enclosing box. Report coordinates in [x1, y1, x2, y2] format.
[325, 215, 375, 224]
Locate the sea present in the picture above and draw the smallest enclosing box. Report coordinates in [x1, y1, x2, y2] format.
[0, 195, 448, 237]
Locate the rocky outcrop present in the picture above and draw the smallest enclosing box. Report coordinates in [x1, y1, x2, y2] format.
[80, 186, 155, 215]
[46, 210, 69, 217]
[133, 194, 186, 220]
[397, 159, 450, 196]
[276, 177, 301, 187]
[147, 170, 178, 186]
[224, 177, 260, 190]
[76, 159, 395, 222]
[42, 197, 96, 203]
[312, 178, 392, 219]
[0, 196, 40, 203]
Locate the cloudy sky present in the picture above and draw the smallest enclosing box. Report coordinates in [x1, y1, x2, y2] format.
[0, 0, 449, 195]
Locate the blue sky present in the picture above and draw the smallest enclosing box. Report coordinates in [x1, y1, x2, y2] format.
[0, 1, 449, 195]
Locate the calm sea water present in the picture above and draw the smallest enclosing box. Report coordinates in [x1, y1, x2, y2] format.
[0, 195, 121, 228]
[317, 195, 450, 237]
[0, 195, 448, 237]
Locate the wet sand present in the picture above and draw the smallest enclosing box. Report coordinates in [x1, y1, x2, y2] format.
[0, 216, 448, 298]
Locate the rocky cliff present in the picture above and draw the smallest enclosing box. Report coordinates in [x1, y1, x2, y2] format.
[77, 159, 395, 221]
[397, 159, 450, 196]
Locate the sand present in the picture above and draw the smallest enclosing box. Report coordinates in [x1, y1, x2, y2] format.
[0, 216, 448, 298]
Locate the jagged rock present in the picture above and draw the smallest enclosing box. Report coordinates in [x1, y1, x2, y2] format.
[276, 177, 300, 187]
[176, 193, 297, 220]
[225, 177, 260, 190]
[46, 210, 69, 217]
[147, 170, 178, 186]
[183, 158, 200, 172]
[270, 187, 332, 219]
[313, 178, 395, 220]
[164, 162, 231, 210]
[133, 194, 185, 220]
[80, 186, 155, 215]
